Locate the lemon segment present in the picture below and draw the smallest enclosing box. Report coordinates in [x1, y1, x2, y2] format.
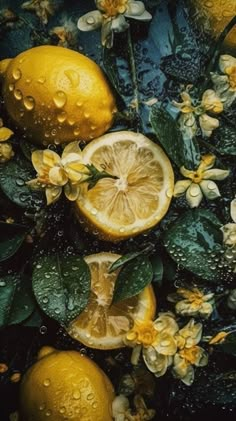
[0, 46, 116, 145]
[68, 252, 156, 350]
[75, 131, 174, 241]
[19, 348, 115, 421]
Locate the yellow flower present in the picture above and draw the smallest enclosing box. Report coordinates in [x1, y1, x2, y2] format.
[27, 142, 90, 205]
[173, 154, 229, 208]
[50, 18, 77, 49]
[77, 0, 152, 48]
[168, 287, 214, 319]
[208, 331, 229, 345]
[124, 313, 178, 378]
[211, 54, 236, 108]
[112, 394, 155, 421]
[173, 89, 223, 138]
[21, 0, 57, 25]
[0, 122, 14, 163]
[173, 319, 208, 386]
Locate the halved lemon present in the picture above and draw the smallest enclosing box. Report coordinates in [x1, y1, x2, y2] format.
[67, 252, 156, 350]
[75, 131, 174, 241]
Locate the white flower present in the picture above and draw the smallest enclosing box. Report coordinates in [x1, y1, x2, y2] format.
[174, 154, 229, 208]
[211, 54, 236, 108]
[221, 197, 236, 246]
[77, 0, 152, 48]
[168, 287, 215, 319]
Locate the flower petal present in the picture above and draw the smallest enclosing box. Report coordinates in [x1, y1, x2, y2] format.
[219, 54, 236, 73]
[200, 180, 221, 200]
[112, 395, 130, 418]
[175, 300, 201, 317]
[172, 353, 194, 385]
[143, 347, 170, 376]
[179, 319, 202, 347]
[220, 223, 236, 246]
[49, 167, 68, 186]
[231, 198, 236, 223]
[0, 127, 14, 142]
[186, 183, 203, 208]
[202, 168, 230, 181]
[199, 302, 213, 319]
[125, 1, 152, 20]
[45, 186, 62, 205]
[111, 15, 129, 32]
[0, 143, 14, 163]
[174, 179, 191, 197]
[77, 10, 102, 32]
[154, 313, 179, 336]
[62, 141, 82, 159]
[64, 161, 90, 182]
[199, 114, 219, 137]
[193, 346, 208, 367]
[31, 150, 44, 173]
[201, 89, 223, 114]
[26, 178, 42, 190]
[43, 149, 61, 168]
[101, 19, 113, 48]
[211, 73, 230, 95]
[154, 333, 177, 356]
[64, 182, 81, 201]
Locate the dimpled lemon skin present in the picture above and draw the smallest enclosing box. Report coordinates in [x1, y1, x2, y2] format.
[0, 46, 117, 145]
[189, 0, 236, 51]
[19, 347, 115, 421]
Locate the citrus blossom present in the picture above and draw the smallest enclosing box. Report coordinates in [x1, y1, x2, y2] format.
[168, 287, 215, 318]
[211, 55, 236, 108]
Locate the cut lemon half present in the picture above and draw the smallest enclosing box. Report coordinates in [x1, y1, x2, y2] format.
[67, 252, 156, 350]
[75, 131, 174, 241]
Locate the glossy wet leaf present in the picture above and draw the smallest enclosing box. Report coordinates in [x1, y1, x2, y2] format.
[19, 139, 38, 161]
[108, 244, 154, 273]
[0, 155, 45, 209]
[213, 124, 236, 156]
[32, 254, 91, 325]
[0, 274, 35, 327]
[163, 209, 223, 281]
[0, 222, 28, 262]
[150, 105, 200, 169]
[150, 254, 163, 284]
[113, 256, 153, 303]
[219, 332, 236, 357]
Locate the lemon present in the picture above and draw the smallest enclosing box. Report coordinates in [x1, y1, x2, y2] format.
[75, 131, 174, 241]
[19, 346, 115, 421]
[189, 0, 236, 51]
[68, 252, 156, 350]
[0, 46, 117, 145]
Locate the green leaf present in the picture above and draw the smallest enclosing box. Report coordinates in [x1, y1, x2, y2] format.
[149, 255, 163, 284]
[22, 308, 43, 327]
[0, 155, 45, 209]
[163, 209, 224, 281]
[32, 254, 91, 325]
[113, 256, 153, 303]
[108, 244, 154, 273]
[219, 332, 236, 357]
[150, 106, 200, 169]
[213, 123, 236, 156]
[0, 274, 35, 327]
[19, 139, 38, 161]
[0, 222, 28, 262]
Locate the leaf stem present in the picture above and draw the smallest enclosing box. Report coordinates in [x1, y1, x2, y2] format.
[127, 27, 140, 128]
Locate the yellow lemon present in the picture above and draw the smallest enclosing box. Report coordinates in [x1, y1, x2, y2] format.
[189, 0, 236, 51]
[75, 131, 174, 242]
[19, 346, 115, 421]
[68, 252, 156, 350]
[0, 46, 117, 145]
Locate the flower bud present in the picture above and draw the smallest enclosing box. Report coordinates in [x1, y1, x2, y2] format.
[0, 142, 14, 163]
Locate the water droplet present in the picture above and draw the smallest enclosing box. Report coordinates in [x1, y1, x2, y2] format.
[26, 78, 31, 84]
[12, 68, 21, 80]
[84, 112, 90, 119]
[37, 76, 46, 84]
[42, 296, 49, 304]
[16, 178, 25, 186]
[73, 391, 81, 400]
[59, 407, 66, 414]
[39, 403, 46, 411]
[9, 83, 14, 92]
[189, 184, 200, 197]
[39, 325, 47, 334]
[92, 401, 98, 409]
[53, 91, 67, 108]
[14, 89, 22, 100]
[0, 281, 6, 287]
[76, 101, 83, 107]
[24, 96, 35, 111]
[45, 409, 52, 416]
[68, 118, 75, 126]
[73, 126, 80, 136]
[91, 208, 97, 216]
[51, 128, 57, 136]
[57, 111, 67, 123]
[54, 308, 60, 314]
[43, 378, 51, 387]
[166, 188, 173, 198]
[119, 227, 125, 233]
[87, 393, 94, 401]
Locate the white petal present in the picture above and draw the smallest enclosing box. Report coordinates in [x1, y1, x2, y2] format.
[111, 15, 129, 33]
[211, 73, 230, 95]
[186, 184, 203, 208]
[62, 141, 82, 159]
[219, 54, 236, 73]
[200, 180, 221, 200]
[45, 186, 62, 205]
[230, 198, 236, 223]
[77, 10, 102, 32]
[199, 114, 219, 137]
[112, 395, 130, 418]
[49, 167, 68, 186]
[173, 180, 191, 197]
[101, 20, 113, 48]
[202, 168, 230, 181]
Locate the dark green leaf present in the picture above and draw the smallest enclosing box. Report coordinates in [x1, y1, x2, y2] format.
[113, 256, 153, 303]
[22, 308, 43, 327]
[109, 244, 154, 273]
[150, 255, 163, 284]
[0, 222, 28, 262]
[0, 155, 45, 209]
[32, 254, 91, 325]
[19, 139, 38, 161]
[150, 106, 200, 169]
[214, 124, 236, 156]
[219, 333, 236, 357]
[0, 274, 35, 327]
[163, 209, 224, 281]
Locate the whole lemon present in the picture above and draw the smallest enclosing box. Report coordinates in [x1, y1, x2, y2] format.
[19, 346, 115, 420]
[189, 0, 236, 51]
[0, 46, 117, 145]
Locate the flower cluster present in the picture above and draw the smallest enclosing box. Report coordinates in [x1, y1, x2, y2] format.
[0, 119, 14, 163]
[77, 0, 152, 48]
[211, 55, 236, 108]
[173, 89, 223, 139]
[173, 154, 229, 208]
[167, 287, 215, 319]
[27, 142, 90, 205]
[21, 0, 58, 25]
[124, 313, 208, 386]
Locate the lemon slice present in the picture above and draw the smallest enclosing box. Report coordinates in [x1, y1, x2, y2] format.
[67, 252, 156, 350]
[75, 131, 174, 241]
